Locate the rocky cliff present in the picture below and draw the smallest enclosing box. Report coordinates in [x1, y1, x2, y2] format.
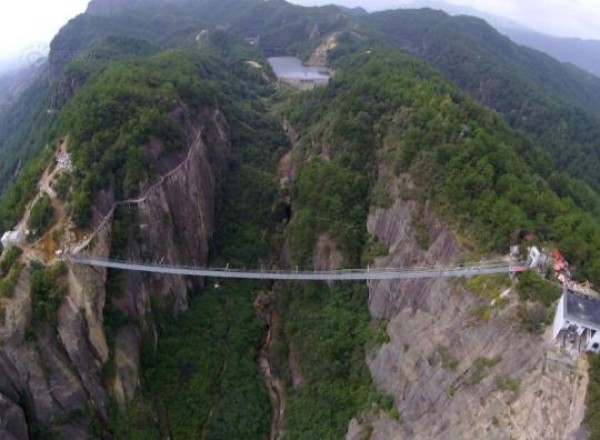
[347, 176, 589, 440]
[0, 108, 231, 438]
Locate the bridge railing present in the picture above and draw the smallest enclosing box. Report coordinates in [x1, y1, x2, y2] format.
[69, 255, 524, 281]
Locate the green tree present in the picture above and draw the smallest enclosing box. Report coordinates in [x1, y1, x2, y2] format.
[28, 194, 54, 236]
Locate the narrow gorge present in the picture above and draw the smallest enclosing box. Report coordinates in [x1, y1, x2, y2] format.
[2, 0, 600, 438]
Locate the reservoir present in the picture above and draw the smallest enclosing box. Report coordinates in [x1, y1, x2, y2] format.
[267, 56, 329, 90]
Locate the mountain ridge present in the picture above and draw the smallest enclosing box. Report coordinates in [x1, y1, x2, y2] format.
[403, 0, 600, 78]
[365, 8, 600, 193]
[501, 27, 600, 78]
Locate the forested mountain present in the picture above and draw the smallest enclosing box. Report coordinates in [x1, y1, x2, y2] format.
[501, 28, 600, 79]
[0, 0, 362, 197]
[2, 0, 600, 438]
[5, 1, 600, 197]
[366, 9, 600, 193]
[403, 0, 600, 78]
[50, 0, 359, 75]
[366, 8, 600, 114]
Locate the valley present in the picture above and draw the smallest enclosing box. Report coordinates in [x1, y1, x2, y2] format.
[2, 0, 600, 439]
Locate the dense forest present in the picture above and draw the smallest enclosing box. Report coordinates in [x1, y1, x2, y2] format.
[286, 49, 600, 285]
[366, 9, 600, 194]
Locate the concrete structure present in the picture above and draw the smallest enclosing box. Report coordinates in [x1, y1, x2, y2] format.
[56, 153, 72, 171]
[510, 244, 520, 257]
[1, 230, 24, 249]
[268, 56, 330, 91]
[527, 245, 542, 269]
[279, 76, 329, 91]
[552, 289, 600, 354]
[244, 36, 260, 46]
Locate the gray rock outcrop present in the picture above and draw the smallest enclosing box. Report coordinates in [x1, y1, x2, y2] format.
[354, 187, 589, 439]
[0, 108, 231, 434]
[0, 353, 27, 440]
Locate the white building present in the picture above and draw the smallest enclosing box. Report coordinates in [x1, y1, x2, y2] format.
[1, 230, 24, 249]
[552, 289, 600, 354]
[56, 153, 72, 171]
[529, 246, 541, 268]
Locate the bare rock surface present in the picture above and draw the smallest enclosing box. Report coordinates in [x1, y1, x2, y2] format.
[0, 109, 230, 432]
[0, 352, 27, 440]
[367, 197, 463, 319]
[0, 393, 28, 440]
[358, 193, 589, 439]
[113, 326, 142, 409]
[307, 32, 340, 67]
[313, 233, 343, 272]
[0, 267, 31, 344]
[347, 412, 404, 440]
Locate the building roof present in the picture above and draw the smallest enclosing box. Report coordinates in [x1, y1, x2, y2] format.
[564, 289, 600, 330]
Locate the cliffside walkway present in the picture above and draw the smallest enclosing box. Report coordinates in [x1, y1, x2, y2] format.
[71, 129, 204, 255]
[70, 256, 526, 281]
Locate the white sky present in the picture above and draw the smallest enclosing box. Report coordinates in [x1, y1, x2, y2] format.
[0, 0, 89, 63]
[0, 0, 599, 64]
[291, 0, 600, 40]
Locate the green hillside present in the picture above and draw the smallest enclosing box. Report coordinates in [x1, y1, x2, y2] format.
[367, 9, 600, 192]
[287, 48, 600, 283]
[49, 0, 357, 74]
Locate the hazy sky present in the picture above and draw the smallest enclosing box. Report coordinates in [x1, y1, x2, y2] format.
[1, 0, 599, 64]
[0, 0, 89, 63]
[292, 0, 600, 40]
[291, 0, 600, 40]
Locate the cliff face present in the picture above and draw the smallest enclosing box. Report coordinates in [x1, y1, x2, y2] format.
[348, 176, 589, 439]
[0, 108, 230, 437]
[50, 70, 87, 112]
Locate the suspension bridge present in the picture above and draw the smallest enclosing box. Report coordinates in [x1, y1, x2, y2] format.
[64, 123, 530, 282]
[70, 256, 526, 281]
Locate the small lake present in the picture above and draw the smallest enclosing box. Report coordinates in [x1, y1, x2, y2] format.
[267, 57, 329, 80]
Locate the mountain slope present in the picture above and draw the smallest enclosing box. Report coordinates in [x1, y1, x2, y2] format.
[0, 35, 287, 436]
[281, 48, 592, 438]
[501, 28, 600, 78]
[0, 0, 362, 194]
[404, 0, 600, 78]
[50, 0, 358, 75]
[367, 9, 600, 113]
[366, 9, 600, 193]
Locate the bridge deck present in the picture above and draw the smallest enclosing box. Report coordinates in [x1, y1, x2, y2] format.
[71, 257, 525, 281]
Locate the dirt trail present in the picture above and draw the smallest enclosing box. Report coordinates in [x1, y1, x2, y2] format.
[14, 138, 71, 262]
[72, 128, 202, 255]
